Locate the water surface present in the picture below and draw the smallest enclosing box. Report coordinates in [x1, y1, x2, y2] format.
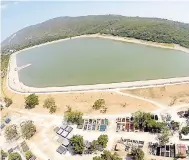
[16, 37, 189, 87]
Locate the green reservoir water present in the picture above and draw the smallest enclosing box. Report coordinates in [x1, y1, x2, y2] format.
[16, 37, 189, 87]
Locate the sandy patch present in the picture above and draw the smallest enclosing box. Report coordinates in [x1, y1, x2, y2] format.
[121, 84, 189, 106]
[1, 82, 157, 116]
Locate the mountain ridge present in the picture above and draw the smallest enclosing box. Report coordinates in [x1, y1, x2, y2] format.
[2, 15, 189, 53]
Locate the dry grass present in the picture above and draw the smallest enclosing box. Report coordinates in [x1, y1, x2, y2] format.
[1, 77, 157, 116]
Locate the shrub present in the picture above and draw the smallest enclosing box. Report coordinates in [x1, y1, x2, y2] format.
[92, 99, 105, 110]
[25, 151, 33, 160]
[8, 152, 22, 160]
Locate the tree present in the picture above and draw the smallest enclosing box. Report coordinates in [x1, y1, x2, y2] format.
[43, 97, 55, 109]
[25, 94, 39, 109]
[1, 149, 8, 159]
[70, 135, 85, 154]
[92, 99, 105, 110]
[131, 148, 144, 160]
[181, 126, 189, 135]
[157, 127, 170, 145]
[21, 121, 36, 140]
[64, 110, 83, 125]
[91, 140, 99, 152]
[5, 124, 19, 141]
[132, 111, 151, 129]
[97, 135, 108, 148]
[8, 152, 22, 160]
[25, 151, 33, 160]
[4, 97, 13, 107]
[93, 150, 122, 160]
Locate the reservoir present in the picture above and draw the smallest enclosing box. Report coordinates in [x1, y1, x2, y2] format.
[16, 37, 189, 87]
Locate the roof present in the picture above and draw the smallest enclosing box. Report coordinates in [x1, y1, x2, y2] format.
[56, 145, 67, 154]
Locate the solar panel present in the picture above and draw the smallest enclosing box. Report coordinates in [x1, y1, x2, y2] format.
[61, 130, 69, 138]
[56, 145, 67, 154]
[60, 125, 68, 130]
[62, 138, 70, 147]
[57, 128, 63, 135]
[65, 126, 73, 133]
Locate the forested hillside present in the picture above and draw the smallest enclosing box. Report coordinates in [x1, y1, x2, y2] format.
[1, 15, 189, 54]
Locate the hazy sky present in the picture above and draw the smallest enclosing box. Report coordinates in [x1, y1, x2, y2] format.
[1, 1, 189, 41]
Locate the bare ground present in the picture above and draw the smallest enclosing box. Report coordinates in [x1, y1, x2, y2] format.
[121, 84, 189, 106]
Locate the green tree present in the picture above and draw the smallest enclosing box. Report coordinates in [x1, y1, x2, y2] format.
[132, 111, 151, 129]
[25, 151, 33, 160]
[1, 149, 8, 159]
[8, 152, 22, 160]
[97, 135, 108, 148]
[93, 150, 122, 160]
[157, 127, 171, 145]
[131, 148, 144, 160]
[5, 124, 19, 141]
[92, 99, 105, 110]
[181, 126, 189, 135]
[25, 94, 39, 109]
[65, 110, 83, 125]
[91, 140, 99, 152]
[70, 135, 85, 154]
[21, 121, 36, 140]
[4, 97, 13, 107]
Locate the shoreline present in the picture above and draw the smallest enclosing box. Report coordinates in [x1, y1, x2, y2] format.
[11, 34, 189, 55]
[7, 34, 189, 94]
